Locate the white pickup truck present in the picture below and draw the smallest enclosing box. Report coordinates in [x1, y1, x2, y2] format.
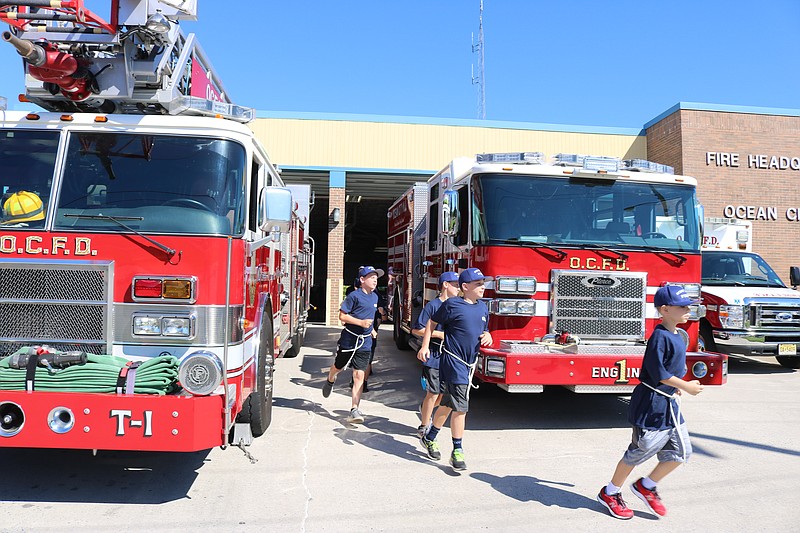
[699, 219, 800, 368]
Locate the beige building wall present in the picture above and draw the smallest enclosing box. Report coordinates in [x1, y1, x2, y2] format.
[249, 116, 647, 171]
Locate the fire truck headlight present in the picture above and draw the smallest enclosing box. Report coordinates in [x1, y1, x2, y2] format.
[719, 305, 745, 329]
[162, 317, 192, 337]
[485, 358, 505, 377]
[179, 351, 224, 396]
[688, 304, 706, 321]
[495, 277, 537, 294]
[489, 299, 536, 315]
[133, 315, 161, 335]
[692, 361, 709, 379]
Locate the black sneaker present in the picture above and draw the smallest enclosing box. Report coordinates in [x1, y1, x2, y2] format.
[450, 448, 467, 471]
[420, 436, 441, 460]
[322, 379, 334, 398]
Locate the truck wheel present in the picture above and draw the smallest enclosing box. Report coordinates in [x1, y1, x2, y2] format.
[237, 310, 274, 436]
[698, 322, 717, 352]
[393, 298, 411, 350]
[776, 356, 800, 369]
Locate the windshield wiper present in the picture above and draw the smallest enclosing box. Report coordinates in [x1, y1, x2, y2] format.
[616, 243, 686, 264]
[573, 242, 629, 261]
[64, 213, 178, 259]
[489, 238, 567, 260]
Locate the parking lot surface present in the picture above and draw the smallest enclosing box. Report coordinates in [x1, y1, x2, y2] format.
[1, 324, 798, 532]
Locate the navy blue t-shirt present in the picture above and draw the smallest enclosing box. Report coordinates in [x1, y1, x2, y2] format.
[431, 297, 489, 385]
[338, 289, 379, 351]
[415, 297, 446, 369]
[628, 324, 688, 430]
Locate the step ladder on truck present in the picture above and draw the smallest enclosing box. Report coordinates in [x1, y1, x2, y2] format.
[0, 1, 313, 454]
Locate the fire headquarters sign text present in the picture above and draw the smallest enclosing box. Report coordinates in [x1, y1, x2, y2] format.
[0, 235, 97, 256]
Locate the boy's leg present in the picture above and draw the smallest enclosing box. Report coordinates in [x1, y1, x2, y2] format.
[647, 460, 681, 483]
[610, 459, 635, 487]
[450, 410, 466, 439]
[351, 368, 365, 407]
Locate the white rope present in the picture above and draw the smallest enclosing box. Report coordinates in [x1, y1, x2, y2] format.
[641, 381, 687, 462]
[339, 326, 370, 369]
[441, 338, 478, 401]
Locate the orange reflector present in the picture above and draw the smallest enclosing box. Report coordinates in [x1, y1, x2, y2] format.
[133, 278, 162, 298]
[60, 114, 74, 122]
[18, 94, 29, 102]
[25, 113, 40, 120]
[94, 116, 108, 123]
[163, 280, 192, 299]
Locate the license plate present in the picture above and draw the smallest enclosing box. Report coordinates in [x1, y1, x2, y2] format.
[778, 343, 797, 356]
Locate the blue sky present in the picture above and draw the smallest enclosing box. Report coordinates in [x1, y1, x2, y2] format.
[1, 1, 798, 128]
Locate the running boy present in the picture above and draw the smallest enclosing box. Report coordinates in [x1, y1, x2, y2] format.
[412, 271, 459, 438]
[417, 267, 492, 471]
[322, 266, 384, 424]
[597, 285, 704, 519]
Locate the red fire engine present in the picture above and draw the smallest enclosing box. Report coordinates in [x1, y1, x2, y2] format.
[0, 1, 313, 452]
[388, 152, 728, 393]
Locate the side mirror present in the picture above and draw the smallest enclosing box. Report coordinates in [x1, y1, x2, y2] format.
[442, 189, 460, 236]
[260, 187, 292, 233]
[790, 266, 800, 288]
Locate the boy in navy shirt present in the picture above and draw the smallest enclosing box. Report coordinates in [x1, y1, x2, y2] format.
[597, 285, 704, 519]
[412, 271, 460, 438]
[322, 266, 384, 424]
[417, 267, 492, 471]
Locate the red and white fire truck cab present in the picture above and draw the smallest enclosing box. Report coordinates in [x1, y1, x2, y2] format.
[388, 152, 727, 393]
[0, 1, 312, 452]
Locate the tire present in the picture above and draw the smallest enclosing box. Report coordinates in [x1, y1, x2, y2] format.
[776, 356, 800, 369]
[393, 297, 411, 350]
[698, 321, 717, 352]
[237, 308, 274, 437]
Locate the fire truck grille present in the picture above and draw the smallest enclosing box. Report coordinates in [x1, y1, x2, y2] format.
[551, 270, 647, 340]
[0, 261, 112, 357]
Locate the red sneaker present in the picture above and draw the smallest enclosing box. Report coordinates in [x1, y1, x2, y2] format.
[597, 487, 634, 520]
[631, 478, 667, 517]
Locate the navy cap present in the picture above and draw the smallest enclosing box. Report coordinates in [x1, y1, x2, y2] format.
[439, 271, 458, 285]
[654, 285, 701, 307]
[458, 267, 492, 285]
[358, 266, 385, 278]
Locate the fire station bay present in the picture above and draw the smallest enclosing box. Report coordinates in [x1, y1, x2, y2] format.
[251, 102, 800, 325]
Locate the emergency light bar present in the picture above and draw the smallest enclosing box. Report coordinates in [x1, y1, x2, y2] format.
[170, 96, 255, 123]
[0, 96, 6, 111]
[623, 159, 675, 174]
[477, 152, 545, 164]
[553, 153, 621, 173]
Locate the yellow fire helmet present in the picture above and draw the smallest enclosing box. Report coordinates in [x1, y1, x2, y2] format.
[3, 191, 45, 223]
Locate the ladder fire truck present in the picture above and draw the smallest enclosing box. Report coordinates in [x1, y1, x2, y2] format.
[0, 1, 313, 452]
[388, 152, 728, 393]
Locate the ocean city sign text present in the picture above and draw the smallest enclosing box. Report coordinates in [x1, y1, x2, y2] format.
[706, 151, 800, 222]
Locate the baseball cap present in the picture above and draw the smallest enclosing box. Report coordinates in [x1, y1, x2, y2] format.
[439, 271, 458, 285]
[458, 267, 493, 285]
[653, 285, 701, 307]
[358, 266, 385, 278]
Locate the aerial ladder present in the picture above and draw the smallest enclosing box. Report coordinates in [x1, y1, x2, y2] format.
[0, 0, 252, 121]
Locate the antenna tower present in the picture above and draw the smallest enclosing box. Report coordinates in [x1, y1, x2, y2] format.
[471, 0, 486, 119]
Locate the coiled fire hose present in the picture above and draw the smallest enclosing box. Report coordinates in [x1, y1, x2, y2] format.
[0, 347, 179, 395]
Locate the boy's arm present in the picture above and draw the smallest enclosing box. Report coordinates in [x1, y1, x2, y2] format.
[417, 319, 438, 362]
[660, 375, 703, 396]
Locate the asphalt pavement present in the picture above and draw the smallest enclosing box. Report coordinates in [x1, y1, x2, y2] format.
[1, 323, 798, 532]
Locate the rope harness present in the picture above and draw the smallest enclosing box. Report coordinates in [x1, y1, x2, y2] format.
[441, 336, 479, 401]
[338, 326, 372, 369]
[641, 381, 688, 462]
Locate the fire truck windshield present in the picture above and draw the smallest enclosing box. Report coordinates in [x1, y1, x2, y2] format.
[471, 174, 701, 251]
[53, 132, 247, 236]
[0, 130, 59, 229]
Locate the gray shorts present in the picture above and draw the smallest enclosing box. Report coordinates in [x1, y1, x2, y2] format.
[422, 366, 443, 395]
[441, 382, 470, 413]
[622, 423, 692, 465]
